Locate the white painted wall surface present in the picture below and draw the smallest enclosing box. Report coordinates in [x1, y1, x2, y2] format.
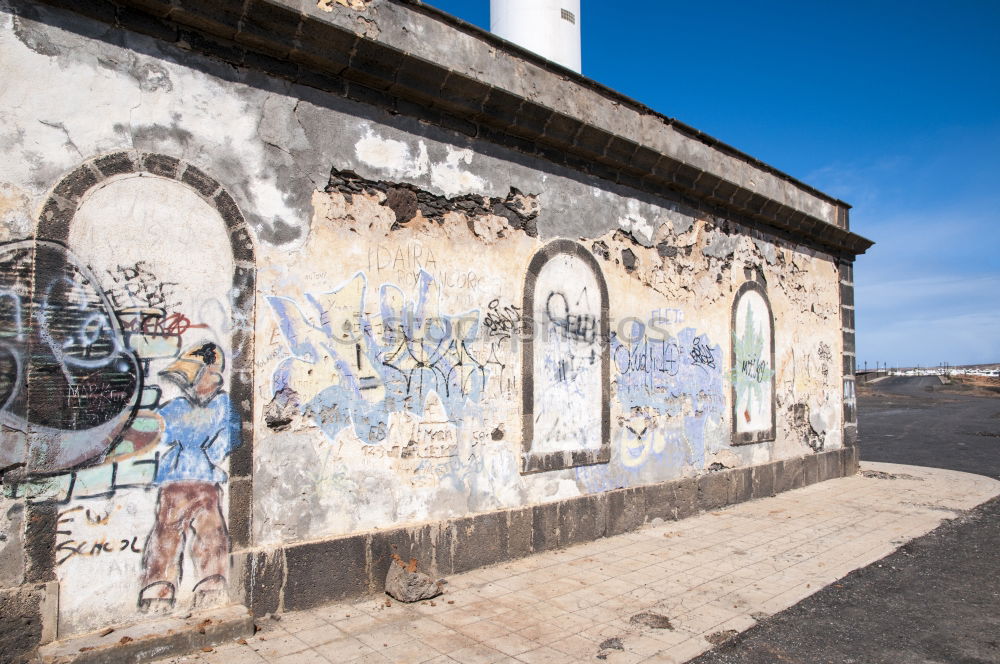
[733, 290, 773, 435]
[531, 252, 602, 453]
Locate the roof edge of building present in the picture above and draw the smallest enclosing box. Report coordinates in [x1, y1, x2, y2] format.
[27, 0, 874, 257]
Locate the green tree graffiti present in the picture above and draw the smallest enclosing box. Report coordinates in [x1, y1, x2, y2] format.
[730, 305, 774, 425]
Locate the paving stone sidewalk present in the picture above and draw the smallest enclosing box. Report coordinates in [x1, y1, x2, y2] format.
[156, 462, 1000, 664]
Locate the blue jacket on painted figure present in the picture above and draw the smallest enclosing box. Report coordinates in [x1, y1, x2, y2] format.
[154, 392, 240, 484]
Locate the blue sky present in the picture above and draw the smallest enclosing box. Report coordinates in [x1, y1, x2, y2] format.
[427, 1, 1000, 368]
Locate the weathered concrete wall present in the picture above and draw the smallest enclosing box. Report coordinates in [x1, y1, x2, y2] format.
[0, 0, 867, 657]
[251, 172, 843, 547]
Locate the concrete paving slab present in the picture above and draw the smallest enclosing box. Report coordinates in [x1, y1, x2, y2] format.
[145, 462, 998, 664]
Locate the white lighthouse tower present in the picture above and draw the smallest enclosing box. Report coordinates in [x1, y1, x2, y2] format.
[490, 0, 582, 74]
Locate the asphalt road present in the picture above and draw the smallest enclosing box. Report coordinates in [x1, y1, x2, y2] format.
[858, 375, 1000, 479]
[691, 376, 1000, 664]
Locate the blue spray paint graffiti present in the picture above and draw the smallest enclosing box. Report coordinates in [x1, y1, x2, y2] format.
[267, 270, 486, 445]
[612, 325, 722, 416]
[597, 319, 724, 480]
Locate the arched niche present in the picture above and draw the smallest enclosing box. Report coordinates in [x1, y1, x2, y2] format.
[9, 152, 257, 634]
[32, 153, 255, 508]
[521, 239, 610, 474]
[731, 277, 776, 444]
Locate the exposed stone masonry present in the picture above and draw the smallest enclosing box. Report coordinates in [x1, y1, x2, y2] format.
[326, 168, 540, 235]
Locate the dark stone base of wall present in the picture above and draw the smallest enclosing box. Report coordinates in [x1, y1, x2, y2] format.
[0, 585, 44, 664]
[236, 447, 859, 616]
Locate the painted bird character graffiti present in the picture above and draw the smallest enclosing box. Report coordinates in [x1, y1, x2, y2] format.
[138, 341, 239, 612]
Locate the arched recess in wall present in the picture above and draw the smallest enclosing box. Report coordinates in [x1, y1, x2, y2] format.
[730, 275, 776, 444]
[521, 239, 610, 474]
[31, 152, 256, 555]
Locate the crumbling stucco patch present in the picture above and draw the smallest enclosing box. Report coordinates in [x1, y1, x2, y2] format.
[706, 449, 742, 470]
[617, 200, 655, 246]
[753, 237, 778, 265]
[0, 182, 32, 241]
[253, 159, 843, 545]
[584, 210, 842, 464]
[0, 18, 316, 248]
[430, 147, 484, 198]
[353, 130, 487, 199]
[325, 168, 539, 236]
[355, 129, 430, 179]
[318, 0, 371, 11]
[129, 62, 172, 93]
[702, 232, 740, 259]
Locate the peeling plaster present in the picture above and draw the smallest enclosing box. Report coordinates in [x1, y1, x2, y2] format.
[0, 11, 309, 247]
[0, 181, 32, 241]
[617, 199, 655, 246]
[318, 0, 371, 12]
[702, 232, 740, 259]
[355, 128, 430, 179]
[430, 147, 485, 198]
[354, 130, 485, 198]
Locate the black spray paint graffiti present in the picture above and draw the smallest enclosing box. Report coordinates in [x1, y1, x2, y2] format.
[740, 357, 770, 383]
[55, 505, 143, 566]
[482, 299, 522, 340]
[0, 240, 141, 475]
[542, 289, 599, 385]
[103, 261, 180, 312]
[524, 240, 610, 470]
[690, 336, 717, 369]
[614, 337, 681, 377]
[545, 290, 597, 344]
[103, 261, 211, 369]
[4, 257, 230, 505]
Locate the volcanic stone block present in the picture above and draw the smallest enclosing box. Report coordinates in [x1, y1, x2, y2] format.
[752, 463, 776, 500]
[643, 483, 675, 522]
[559, 494, 606, 547]
[452, 513, 507, 574]
[803, 454, 820, 486]
[607, 488, 645, 536]
[697, 471, 729, 512]
[238, 549, 284, 618]
[283, 535, 367, 610]
[672, 478, 698, 520]
[506, 508, 533, 560]
[777, 457, 804, 494]
[728, 467, 753, 505]
[531, 502, 560, 553]
[0, 586, 42, 664]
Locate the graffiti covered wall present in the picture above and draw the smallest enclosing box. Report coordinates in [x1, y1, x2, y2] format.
[0, 171, 248, 635]
[0, 0, 861, 650]
[250, 169, 845, 545]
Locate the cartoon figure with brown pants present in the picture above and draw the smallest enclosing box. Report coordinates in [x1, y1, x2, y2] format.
[139, 341, 240, 612]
